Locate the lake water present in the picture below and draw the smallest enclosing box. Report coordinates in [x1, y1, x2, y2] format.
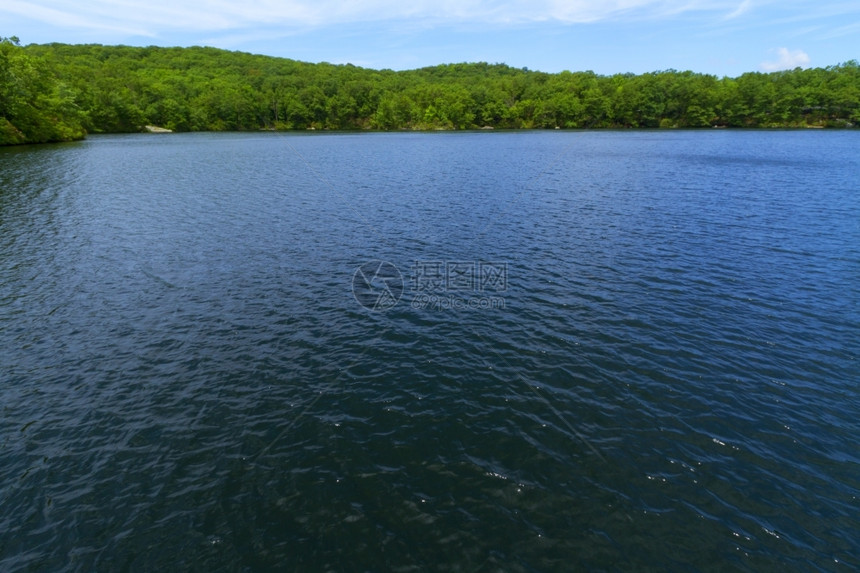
[1, 130, 858, 571]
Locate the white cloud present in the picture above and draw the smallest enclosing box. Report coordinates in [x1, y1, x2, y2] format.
[724, 0, 753, 20]
[760, 47, 810, 71]
[821, 19, 860, 40]
[0, 0, 751, 35]
[1, 0, 151, 34]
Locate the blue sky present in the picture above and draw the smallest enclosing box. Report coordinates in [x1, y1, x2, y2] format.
[2, 1, 858, 75]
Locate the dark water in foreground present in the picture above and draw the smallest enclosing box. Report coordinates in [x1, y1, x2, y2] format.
[1, 131, 858, 571]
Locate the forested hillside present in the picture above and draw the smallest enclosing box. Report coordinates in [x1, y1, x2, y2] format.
[2, 40, 859, 144]
[0, 37, 86, 144]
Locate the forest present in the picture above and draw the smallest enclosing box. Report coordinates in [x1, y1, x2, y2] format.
[1, 37, 858, 145]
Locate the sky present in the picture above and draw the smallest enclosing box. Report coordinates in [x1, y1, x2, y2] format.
[2, 1, 858, 76]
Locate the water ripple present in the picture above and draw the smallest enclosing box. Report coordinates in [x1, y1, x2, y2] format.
[1, 131, 858, 571]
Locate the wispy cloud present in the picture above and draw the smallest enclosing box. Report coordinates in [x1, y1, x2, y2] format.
[1, 0, 151, 35]
[724, 0, 753, 20]
[760, 47, 810, 71]
[820, 19, 860, 40]
[0, 0, 758, 35]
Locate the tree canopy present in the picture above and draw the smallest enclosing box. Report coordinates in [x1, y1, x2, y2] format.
[2, 41, 858, 144]
[0, 37, 86, 144]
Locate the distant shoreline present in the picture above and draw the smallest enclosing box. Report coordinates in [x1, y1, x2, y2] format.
[4, 124, 857, 148]
[3, 41, 857, 146]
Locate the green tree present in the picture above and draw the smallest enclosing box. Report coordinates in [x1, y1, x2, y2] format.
[5, 41, 859, 144]
[1, 37, 85, 144]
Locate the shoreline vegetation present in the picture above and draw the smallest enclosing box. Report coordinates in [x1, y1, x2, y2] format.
[1, 37, 858, 146]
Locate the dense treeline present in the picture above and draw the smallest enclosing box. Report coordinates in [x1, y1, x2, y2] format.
[2, 40, 859, 144]
[0, 37, 86, 144]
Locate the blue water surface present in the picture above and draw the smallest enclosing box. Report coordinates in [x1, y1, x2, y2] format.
[1, 130, 858, 571]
